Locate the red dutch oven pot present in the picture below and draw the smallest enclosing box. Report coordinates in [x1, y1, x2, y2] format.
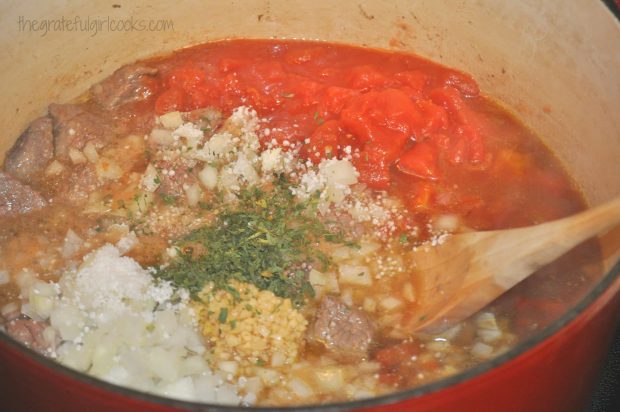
[0, 1, 619, 411]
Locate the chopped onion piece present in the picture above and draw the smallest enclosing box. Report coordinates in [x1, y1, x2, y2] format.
[402, 282, 416, 302]
[157, 377, 196, 402]
[434, 214, 460, 232]
[338, 264, 372, 286]
[149, 128, 174, 146]
[260, 148, 284, 173]
[198, 165, 218, 190]
[471, 341, 494, 359]
[218, 361, 239, 375]
[45, 160, 65, 176]
[96, 158, 123, 180]
[184, 183, 203, 207]
[379, 296, 403, 311]
[158, 111, 184, 129]
[288, 377, 313, 398]
[476, 312, 502, 343]
[314, 367, 344, 391]
[362, 297, 376, 313]
[62, 229, 84, 259]
[68, 148, 87, 164]
[141, 164, 160, 192]
[83, 142, 99, 163]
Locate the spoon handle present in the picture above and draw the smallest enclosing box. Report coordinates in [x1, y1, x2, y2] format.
[488, 196, 620, 289]
[414, 196, 620, 333]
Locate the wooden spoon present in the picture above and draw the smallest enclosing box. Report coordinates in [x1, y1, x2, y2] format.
[409, 196, 620, 334]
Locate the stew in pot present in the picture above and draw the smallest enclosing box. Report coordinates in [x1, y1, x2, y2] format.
[0, 39, 595, 406]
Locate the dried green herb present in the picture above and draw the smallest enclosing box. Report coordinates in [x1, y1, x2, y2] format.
[154, 176, 352, 306]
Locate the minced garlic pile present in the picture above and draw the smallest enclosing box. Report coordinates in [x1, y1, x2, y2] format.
[194, 280, 308, 373]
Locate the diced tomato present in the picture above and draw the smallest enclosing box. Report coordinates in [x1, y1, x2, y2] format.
[354, 143, 402, 189]
[429, 133, 451, 150]
[285, 75, 324, 109]
[430, 86, 469, 125]
[446, 135, 468, 165]
[395, 70, 428, 98]
[352, 150, 391, 189]
[245, 87, 281, 114]
[218, 58, 246, 73]
[430, 86, 480, 138]
[155, 87, 188, 115]
[186, 87, 210, 111]
[397, 141, 440, 180]
[418, 100, 448, 135]
[165, 66, 207, 91]
[451, 125, 489, 167]
[318, 67, 343, 81]
[316, 86, 358, 119]
[341, 89, 425, 188]
[220, 73, 241, 95]
[300, 120, 343, 163]
[441, 70, 480, 98]
[347, 65, 392, 91]
[284, 47, 325, 65]
[261, 116, 310, 148]
[341, 89, 423, 143]
[253, 61, 286, 82]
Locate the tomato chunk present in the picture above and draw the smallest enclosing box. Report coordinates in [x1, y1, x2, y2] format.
[353, 152, 392, 189]
[341, 89, 422, 144]
[440, 70, 480, 98]
[340, 89, 424, 188]
[347, 65, 392, 90]
[155, 87, 188, 114]
[430, 85, 469, 125]
[165, 66, 207, 90]
[317, 86, 358, 119]
[283, 75, 324, 112]
[284, 47, 326, 65]
[301, 120, 343, 163]
[397, 141, 440, 180]
[395, 70, 429, 99]
[418, 100, 448, 135]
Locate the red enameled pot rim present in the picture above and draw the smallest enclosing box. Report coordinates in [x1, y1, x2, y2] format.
[2, 4, 620, 406]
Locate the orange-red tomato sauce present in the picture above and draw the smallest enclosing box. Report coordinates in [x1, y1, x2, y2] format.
[135, 39, 583, 232]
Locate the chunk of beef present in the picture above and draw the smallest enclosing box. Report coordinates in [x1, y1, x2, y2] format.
[307, 296, 375, 359]
[6, 319, 53, 354]
[49, 103, 114, 160]
[4, 116, 54, 181]
[49, 103, 115, 161]
[91, 64, 158, 109]
[0, 171, 46, 217]
[62, 164, 101, 205]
